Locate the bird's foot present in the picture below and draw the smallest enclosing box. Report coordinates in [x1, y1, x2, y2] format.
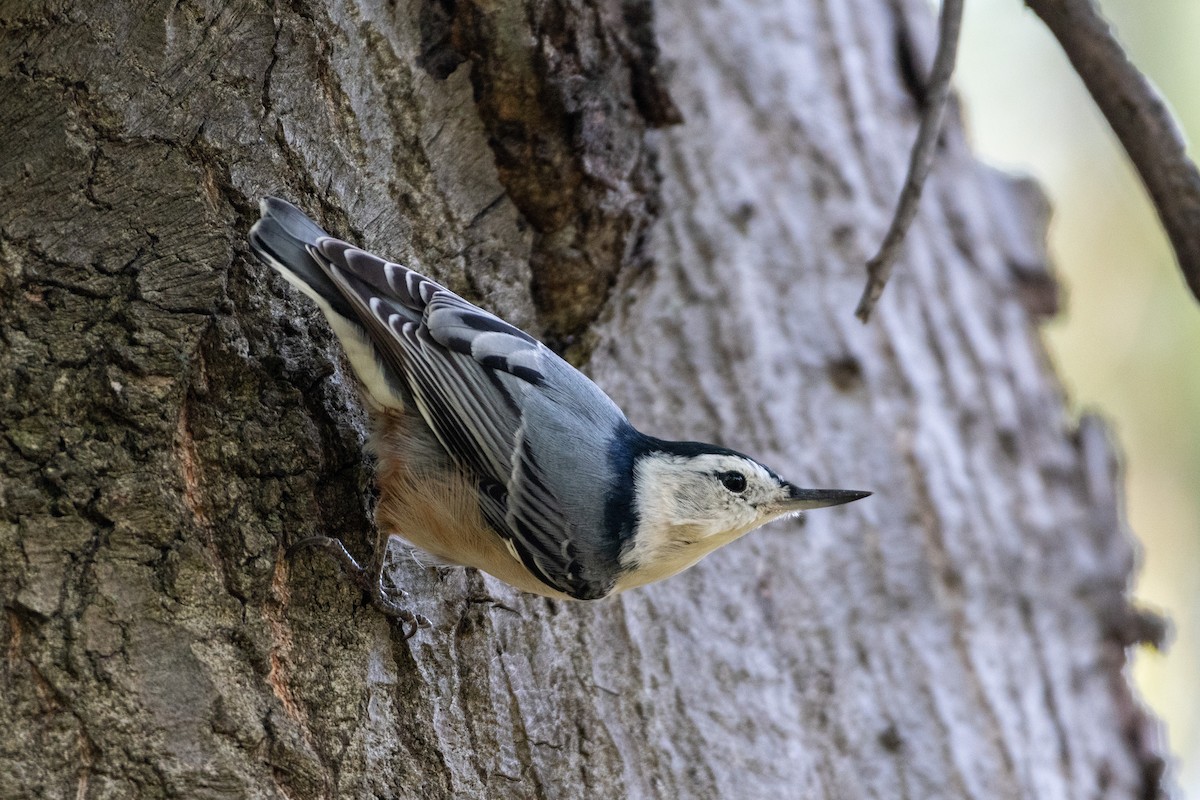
[288, 536, 433, 639]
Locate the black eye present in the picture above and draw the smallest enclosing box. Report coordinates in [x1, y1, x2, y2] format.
[720, 471, 747, 493]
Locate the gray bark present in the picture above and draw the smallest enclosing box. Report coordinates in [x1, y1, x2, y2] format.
[0, 0, 1168, 798]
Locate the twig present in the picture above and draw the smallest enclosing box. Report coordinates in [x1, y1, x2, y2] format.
[1026, 0, 1200, 307]
[855, 0, 964, 323]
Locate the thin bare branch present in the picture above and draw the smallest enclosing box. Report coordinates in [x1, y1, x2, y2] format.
[855, 0, 964, 323]
[1026, 0, 1200, 307]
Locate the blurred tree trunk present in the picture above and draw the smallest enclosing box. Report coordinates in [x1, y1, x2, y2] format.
[0, 0, 1169, 798]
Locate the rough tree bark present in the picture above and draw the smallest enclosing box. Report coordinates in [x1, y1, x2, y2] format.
[0, 0, 1169, 798]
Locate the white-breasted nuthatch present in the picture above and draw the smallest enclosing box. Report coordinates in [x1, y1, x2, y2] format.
[250, 197, 868, 635]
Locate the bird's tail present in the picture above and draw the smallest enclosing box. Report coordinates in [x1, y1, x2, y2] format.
[248, 197, 357, 322]
[249, 197, 412, 411]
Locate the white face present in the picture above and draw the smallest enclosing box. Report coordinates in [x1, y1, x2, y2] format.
[619, 452, 797, 588]
[640, 452, 793, 536]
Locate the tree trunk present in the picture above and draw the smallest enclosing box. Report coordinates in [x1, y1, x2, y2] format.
[0, 0, 1168, 798]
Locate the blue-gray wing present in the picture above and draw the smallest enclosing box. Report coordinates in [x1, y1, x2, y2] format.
[312, 239, 621, 600]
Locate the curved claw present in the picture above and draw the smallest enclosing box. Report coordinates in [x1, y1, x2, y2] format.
[288, 535, 358, 563]
[288, 535, 429, 637]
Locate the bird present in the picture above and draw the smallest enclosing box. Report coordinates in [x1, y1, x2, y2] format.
[249, 197, 869, 636]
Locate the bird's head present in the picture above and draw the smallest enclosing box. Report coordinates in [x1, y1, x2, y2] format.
[616, 442, 868, 590]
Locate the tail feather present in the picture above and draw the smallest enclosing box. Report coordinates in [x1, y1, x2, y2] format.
[248, 197, 409, 411]
[248, 197, 356, 322]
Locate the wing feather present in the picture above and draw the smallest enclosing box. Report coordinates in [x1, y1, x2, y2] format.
[313, 242, 608, 598]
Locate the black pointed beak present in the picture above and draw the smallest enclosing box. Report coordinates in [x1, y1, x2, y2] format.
[779, 485, 871, 511]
